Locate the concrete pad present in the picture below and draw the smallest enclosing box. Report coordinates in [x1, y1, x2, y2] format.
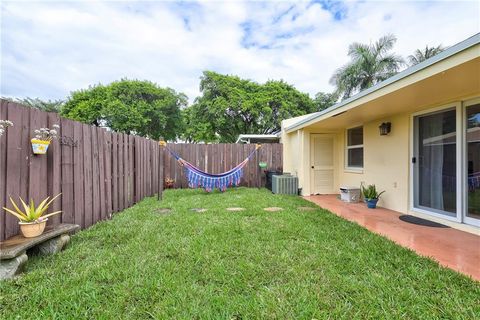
[264, 207, 283, 212]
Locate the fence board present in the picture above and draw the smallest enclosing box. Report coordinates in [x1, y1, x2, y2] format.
[4, 103, 25, 239]
[83, 124, 93, 228]
[118, 133, 124, 211]
[91, 126, 101, 224]
[97, 128, 106, 221]
[112, 133, 118, 212]
[0, 101, 8, 239]
[123, 134, 129, 208]
[73, 121, 84, 228]
[128, 135, 133, 205]
[60, 119, 75, 225]
[47, 113, 62, 226]
[29, 108, 49, 209]
[104, 133, 112, 217]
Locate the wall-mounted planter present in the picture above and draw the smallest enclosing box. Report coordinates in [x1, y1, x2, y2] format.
[31, 139, 50, 155]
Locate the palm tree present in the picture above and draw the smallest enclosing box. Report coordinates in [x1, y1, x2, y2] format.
[2, 97, 64, 113]
[408, 45, 445, 66]
[330, 34, 404, 100]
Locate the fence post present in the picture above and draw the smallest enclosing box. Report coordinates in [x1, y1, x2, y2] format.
[158, 138, 164, 200]
[256, 145, 260, 188]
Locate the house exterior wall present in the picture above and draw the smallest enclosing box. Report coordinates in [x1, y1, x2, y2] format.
[282, 130, 301, 176]
[335, 113, 410, 213]
[281, 36, 480, 232]
[282, 95, 479, 220]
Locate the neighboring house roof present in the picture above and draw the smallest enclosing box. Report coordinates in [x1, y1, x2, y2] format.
[285, 33, 480, 132]
[236, 133, 280, 144]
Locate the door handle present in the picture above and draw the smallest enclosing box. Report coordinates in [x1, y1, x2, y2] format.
[311, 166, 314, 169]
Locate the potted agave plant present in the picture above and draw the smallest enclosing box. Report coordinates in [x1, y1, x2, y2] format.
[3, 194, 62, 238]
[361, 184, 385, 209]
[31, 124, 60, 155]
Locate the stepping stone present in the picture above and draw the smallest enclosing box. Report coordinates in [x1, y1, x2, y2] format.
[191, 208, 207, 213]
[227, 207, 245, 211]
[264, 207, 283, 212]
[298, 206, 316, 211]
[157, 208, 172, 214]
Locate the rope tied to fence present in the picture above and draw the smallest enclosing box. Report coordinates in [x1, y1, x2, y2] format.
[159, 141, 261, 192]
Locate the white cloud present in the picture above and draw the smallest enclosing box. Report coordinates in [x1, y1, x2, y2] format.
[1, 0, 479, 102]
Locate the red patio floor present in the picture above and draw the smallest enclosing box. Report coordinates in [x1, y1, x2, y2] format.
[304, 195, 480, 281]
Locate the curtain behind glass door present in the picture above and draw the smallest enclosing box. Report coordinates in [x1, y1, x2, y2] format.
[415, 109, 457, 216]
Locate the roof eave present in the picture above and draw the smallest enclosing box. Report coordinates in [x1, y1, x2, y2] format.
[285, 33, 480, 133]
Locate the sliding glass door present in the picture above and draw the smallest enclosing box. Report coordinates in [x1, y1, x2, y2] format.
[412, 100, 480, 226]
[413, 108, 458, 218]
[465, 102, 480, 225]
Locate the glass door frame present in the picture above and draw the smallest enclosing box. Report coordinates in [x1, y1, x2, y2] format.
[463, 97, 480, 227]
[410, 102, 463, 223]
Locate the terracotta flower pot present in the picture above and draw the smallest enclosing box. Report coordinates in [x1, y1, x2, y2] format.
[19, 219, 48, 238]
[31, 139, 50, 155]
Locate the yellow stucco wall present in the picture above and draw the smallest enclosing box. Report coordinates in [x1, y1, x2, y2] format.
[335, 113, 410, 213]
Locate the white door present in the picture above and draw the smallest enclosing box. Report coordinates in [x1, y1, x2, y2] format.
[311, 134, 335, 194]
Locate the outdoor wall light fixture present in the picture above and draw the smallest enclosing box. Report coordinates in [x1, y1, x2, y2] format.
[379, 122, 391, 135]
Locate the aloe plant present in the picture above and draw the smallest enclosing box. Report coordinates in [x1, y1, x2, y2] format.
[3, 194, 62, 223]
[361, 184, 385, 200]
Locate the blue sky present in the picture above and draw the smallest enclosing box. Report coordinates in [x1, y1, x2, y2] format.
[1, 0, 479, 102]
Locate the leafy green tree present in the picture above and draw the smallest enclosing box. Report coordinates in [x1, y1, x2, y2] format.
[314, 92, 338, 111]
[2, 97, 64, 113]
[61, 79, 187, 140]
[330, 34, 404, 100]
[183, 71, 315, 143]
[408, 45, 445, 66]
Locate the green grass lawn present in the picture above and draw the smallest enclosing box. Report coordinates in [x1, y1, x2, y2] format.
[1, 188, 479, 319]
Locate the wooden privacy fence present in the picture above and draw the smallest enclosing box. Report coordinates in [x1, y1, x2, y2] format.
[0, 101, 160, 241]
[0, 101, 283, 241]
[163, 143, 282, 189]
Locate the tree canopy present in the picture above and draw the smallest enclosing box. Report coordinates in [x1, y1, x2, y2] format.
[330, 34, 404, 100]
[182, 71, 316, 143]
[61, 79, 187, 140]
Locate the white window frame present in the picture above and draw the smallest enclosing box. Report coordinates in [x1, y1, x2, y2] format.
[463, 97, 480, 227]
[345, 125, 364, 172]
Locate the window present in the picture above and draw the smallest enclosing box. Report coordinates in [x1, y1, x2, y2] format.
[346, 126, 363, 169]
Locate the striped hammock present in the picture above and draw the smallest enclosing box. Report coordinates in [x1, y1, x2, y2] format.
[161, 143, 260, 192]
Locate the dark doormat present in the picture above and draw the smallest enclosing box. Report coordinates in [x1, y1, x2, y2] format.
[399, 215, 450, 228]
